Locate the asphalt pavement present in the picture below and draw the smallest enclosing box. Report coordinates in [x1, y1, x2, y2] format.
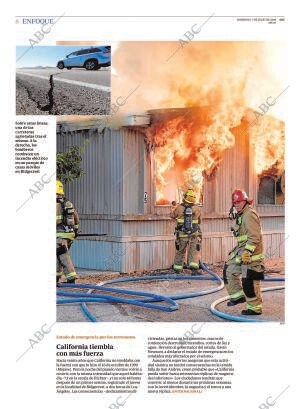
[16, 67, 111, 115]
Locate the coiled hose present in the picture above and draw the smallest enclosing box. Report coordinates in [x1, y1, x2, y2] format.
[210, 280, 285, 322]
[57, 262, 223, 321]
[57, 262, 284, 322]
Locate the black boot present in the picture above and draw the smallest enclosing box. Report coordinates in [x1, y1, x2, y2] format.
[241, 309, 262, 315]
[67, 278, 76, 284]
[191, 269, 203, 276]
[227, 296, 246, 306]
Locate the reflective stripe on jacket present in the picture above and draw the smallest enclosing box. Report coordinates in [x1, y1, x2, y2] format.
[230, 204, 264, 260]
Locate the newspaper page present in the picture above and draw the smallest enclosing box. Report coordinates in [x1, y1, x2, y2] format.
[5, 2, 298, 409]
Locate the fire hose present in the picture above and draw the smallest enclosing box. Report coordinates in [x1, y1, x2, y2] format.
[57, 263, 223, 321]
[209, 284, 285, 323]
[57, 263, 285, 323]
[57, 285, 179, 312]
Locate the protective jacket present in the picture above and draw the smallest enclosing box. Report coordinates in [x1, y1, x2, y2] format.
[229, 203, 264, 265]
[56, 196, 80, 241]
[171, 203, 201, 238]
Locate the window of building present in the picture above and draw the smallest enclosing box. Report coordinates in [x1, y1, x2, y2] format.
[258, 174, 285, 205]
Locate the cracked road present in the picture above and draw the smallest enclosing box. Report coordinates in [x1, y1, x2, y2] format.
[16, 68, 111, 115]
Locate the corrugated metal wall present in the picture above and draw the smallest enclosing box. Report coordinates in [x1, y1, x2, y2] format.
[57, 128, 124, 215]
[122, 129, 147, 214]
[71, 240, 124, 271]
[70, 231, 285, 271]
[57, 128, 147, 216]
[58, 121, 284, 274]
[201, 232, 285, 264]
[202, 118, 250, 215]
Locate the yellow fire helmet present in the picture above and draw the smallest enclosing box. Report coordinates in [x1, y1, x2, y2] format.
[184, 189, 196, 204]
[56, 180, 64, 195]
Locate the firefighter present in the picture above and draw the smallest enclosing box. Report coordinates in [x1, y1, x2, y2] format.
[224, 189, 265, 315]
[56, 180, 80, 284]
[170, 189, 202, 274]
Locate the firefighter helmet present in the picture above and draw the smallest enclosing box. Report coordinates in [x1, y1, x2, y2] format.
[232, 189, 253, 204]
[184, 189, 196, 204]
[56, 180, 64, 195]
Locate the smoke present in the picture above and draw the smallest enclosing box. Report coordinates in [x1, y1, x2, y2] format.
[112, 41, 284, 115]
[111, 42, 285, 204]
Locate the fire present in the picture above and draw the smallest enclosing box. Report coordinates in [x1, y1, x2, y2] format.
[145, 106, 245, 204]
[250, 115, 285, 176]
[111, 42, 285, 203]
[145, 107, 284, 205]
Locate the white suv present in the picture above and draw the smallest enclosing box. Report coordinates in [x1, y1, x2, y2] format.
[57, 46, 111, 71]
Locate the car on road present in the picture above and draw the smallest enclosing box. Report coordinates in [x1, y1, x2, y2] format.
[57, 46, 111, 70]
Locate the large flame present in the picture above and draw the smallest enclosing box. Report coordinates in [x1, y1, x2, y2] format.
[111, 41, 285, 203]
[145, 105, 245, 203]
[148, 109, 285, 204]
[250, 115, 285, 176]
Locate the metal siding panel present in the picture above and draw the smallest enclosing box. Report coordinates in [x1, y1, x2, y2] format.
[70, 240, 124, 271]
[202, 122, 250, 215]
[256, 205, 285, 216]
[78, 218, 122, 236]
[57, 124, 284, 273]
[123, 240, 175, 272]
[121, 129, 146, 214]
[57, 128, 123, 215]
[71, 231, 284, 272]
[260, 216, 285, 231]
[122, 219, 174, 237]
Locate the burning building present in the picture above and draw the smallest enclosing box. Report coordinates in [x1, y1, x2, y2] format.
[56, 105, 284, 273]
